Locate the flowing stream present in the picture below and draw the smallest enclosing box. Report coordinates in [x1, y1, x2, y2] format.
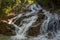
[8, 4, 60, 40]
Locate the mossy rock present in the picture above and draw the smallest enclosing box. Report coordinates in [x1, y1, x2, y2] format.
[0, 34, 11, 40]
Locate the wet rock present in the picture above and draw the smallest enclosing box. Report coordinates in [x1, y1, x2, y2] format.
[14, 18, 22, 26]
[27, 15, 44, 37]
[47, 32, 54, 39]
[0, 21, 16, 36]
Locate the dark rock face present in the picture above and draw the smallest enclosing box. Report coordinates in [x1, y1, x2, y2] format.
[27, 23, 40, 36]
[52, 0, 60, 8]
[0, 21, 16, 36]
[36, 0, 60, 10]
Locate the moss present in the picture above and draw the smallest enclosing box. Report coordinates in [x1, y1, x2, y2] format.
[0, 34, 11, 40]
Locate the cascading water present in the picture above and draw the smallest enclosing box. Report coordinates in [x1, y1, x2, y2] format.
[8, 4, 60, 40]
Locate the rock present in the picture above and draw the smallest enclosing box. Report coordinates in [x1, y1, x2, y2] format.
[27, 15, 44, 37]
[27, 23, 41, 36]
[0, 21, 16, 36]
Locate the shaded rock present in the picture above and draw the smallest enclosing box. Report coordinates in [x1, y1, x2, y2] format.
[27, 23, 41, 36]
[0, 21, 16, 36]
[36, 0, 60, 13]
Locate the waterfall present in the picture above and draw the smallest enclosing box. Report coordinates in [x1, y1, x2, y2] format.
[8, 4, 60, 40]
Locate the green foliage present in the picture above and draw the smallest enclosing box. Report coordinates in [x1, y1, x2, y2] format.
[0, 0, 20, 16]
[0, 0, 60, 16]
[0, 0, 13, 14]
[1, 0, 15, 8]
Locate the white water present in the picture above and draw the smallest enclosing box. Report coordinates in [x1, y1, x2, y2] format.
[8, 4, 60, 40]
